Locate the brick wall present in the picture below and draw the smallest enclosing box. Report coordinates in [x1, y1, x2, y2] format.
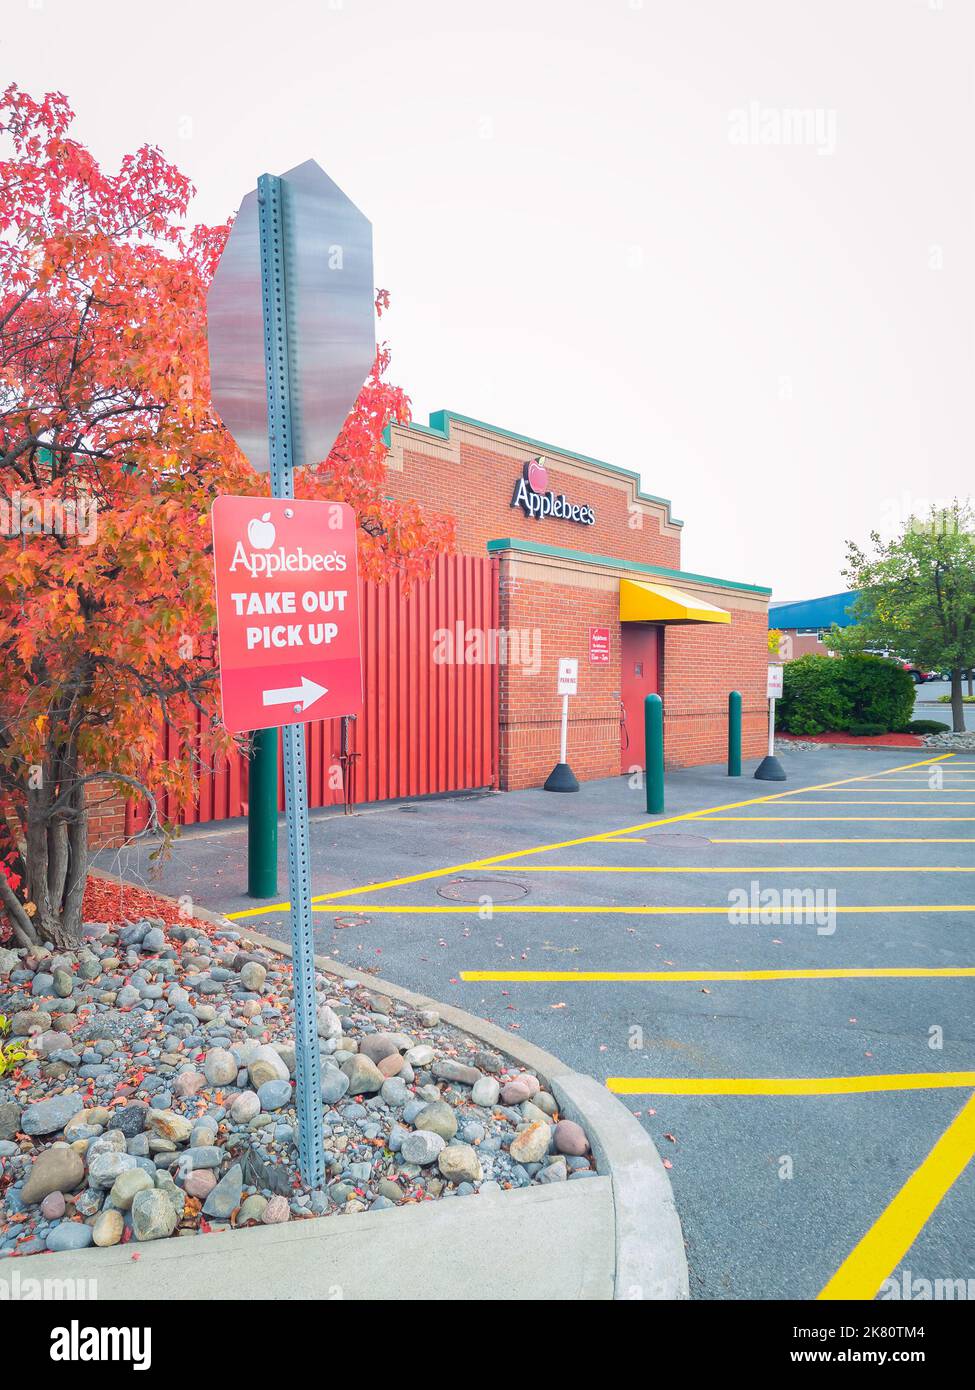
[384, 417, 683, 571]
[662, 607, 769, 766]
[498, 572, 622, 789]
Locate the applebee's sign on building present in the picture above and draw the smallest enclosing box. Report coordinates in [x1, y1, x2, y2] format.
[511, 457, 595, 527]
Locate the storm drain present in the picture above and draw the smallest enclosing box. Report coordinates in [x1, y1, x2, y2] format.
[642, 832, 713, 850]
[437, 876, 531, 903]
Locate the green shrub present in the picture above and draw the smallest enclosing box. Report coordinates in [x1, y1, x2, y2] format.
[902, 719, 950, 734]
[776, 653, 916, 735]
[777, 655, 853, 734]
[837, 652, 916, 732]
[848, 722, 887, 737]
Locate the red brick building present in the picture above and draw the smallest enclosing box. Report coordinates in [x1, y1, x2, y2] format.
[91, 408, 771, 845]
[383, 409, 771, 787]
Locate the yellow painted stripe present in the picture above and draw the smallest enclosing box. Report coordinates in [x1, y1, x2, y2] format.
[818, 1092, 975, 1300]
[461, 967, 975, 983]
[486, 864, 975, 873]
[708, 837, 975, 844]
[606, 1073, 975, 1096]
[226, 753, 954, 919]
[307, 903, 975, 915]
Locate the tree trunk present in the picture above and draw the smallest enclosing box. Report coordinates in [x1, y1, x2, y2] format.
[23, 777, 88, 950]
[950, 668, 965, 733]
[968, 669, 973, 698]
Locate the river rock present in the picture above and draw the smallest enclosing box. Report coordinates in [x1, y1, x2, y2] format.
[431, 1059, 481, 1086]
[202, 1163, 243, 1219]
[22, 1146, 85, 1203]
[414, 1101, 457, 1142]
[341, 1054, 384, 1096]
[258, 1079, 291, 1111]
[146, 1109, 193, 1144]
[0, 1102, 22, 1142]
[509, 1121, 551, 1164]
[237, 1194, 268, 1225]
[438, 1143, 482, 1184]
[93, 1209, 125, 1246]
[110, 1168, 153, 1210]
[21, 1093, 82, 1136]
[230, 1091, 260, 1124]
[131, 1188, 179, 1241]
[240, 961, 266, 992]
[553, 1119, 590, 1156]
[400, 1130, 445, 1165]
[248, 1045, 290, 1087]
[46, 1221, 93, 1251]
[471, 1076, 500, 1107]
[261, 1195, 290, 1224]
[203, 1048, 238, 1086]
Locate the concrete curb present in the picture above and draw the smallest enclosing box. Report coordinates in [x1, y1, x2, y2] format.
[85, 871, 690, 1300]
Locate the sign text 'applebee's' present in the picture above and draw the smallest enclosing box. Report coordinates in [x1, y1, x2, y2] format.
[211, 496, 363, 734]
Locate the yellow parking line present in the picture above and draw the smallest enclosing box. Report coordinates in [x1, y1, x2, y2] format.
[708, 838, 975, 844]
[606, 1073, 975, 1096]
[818, 1092, 975, 1300]
[486, 864, 975, 873]
[460, 967, 975, 982]
[226, 753, 954, 919]
[308, 903, 975, 915]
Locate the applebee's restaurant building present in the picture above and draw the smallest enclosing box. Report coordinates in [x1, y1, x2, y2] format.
[382, 410, 771, 791]
[105, 407, 770, 844]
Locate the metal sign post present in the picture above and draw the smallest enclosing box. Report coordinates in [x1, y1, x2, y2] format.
[544, 658, 580, 792]
[258, 172, 322, 1187]
[207, 160, 374, 1188]
[755, 663, 786, 782]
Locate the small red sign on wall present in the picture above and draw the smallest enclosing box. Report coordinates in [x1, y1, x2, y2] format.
[589, 626, 610, 664]
[211, 495, 363, 735]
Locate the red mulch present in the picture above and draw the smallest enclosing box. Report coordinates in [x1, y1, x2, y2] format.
[778, 731, 924, 748]
[82, 875, 212, 930]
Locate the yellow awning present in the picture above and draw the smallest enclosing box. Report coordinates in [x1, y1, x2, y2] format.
[619, 578, 731, 625]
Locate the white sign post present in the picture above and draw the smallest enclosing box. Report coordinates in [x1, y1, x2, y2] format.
[545, 658, 580, 792]
[755, 663, 787, 782]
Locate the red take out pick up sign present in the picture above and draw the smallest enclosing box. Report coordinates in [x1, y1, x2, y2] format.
[211, 495, 363, 735]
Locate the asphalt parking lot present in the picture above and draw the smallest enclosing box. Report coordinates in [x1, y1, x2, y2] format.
[98, 745, 975, 1301]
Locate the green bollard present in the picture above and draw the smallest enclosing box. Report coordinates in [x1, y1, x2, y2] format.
[247, 727, 279, 898]
[728, 690, 742, 776]
[644, 693, 664, 814]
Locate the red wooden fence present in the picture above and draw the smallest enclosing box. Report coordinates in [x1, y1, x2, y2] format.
[125, 555, 499, 834]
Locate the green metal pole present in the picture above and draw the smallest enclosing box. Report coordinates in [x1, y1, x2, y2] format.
[645, 693, 664, 814]
[728, 690, 742, 776]
[247, 727, 279, 897]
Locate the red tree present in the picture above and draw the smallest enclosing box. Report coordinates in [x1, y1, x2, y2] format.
[0, 86, 453, 948]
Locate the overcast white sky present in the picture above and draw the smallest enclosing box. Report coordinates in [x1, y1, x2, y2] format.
[6, 0, 972, 599]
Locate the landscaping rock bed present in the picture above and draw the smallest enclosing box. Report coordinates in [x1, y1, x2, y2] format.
[0, 913, 595, 1257]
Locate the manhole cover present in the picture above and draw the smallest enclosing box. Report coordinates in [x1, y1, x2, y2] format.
[437, 876, 530, 903]
[643, 833, 712, 850]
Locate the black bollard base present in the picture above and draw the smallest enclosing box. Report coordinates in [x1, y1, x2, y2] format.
[754, 754, 787, 781]
[543, 762, 580, 792]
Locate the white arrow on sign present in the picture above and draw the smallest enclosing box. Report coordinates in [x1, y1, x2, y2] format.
[262, 676, 329, 712]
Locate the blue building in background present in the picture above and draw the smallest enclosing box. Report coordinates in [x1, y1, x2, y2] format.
[768, 591, 860, 659]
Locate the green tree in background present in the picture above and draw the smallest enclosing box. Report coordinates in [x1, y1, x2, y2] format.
[829, 503, 975, 733]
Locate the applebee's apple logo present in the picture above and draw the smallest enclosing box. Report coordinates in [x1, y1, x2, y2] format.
[526, 457, 549, 493]
[248, 513, 275, 549]
[510, 456, 595, 526]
